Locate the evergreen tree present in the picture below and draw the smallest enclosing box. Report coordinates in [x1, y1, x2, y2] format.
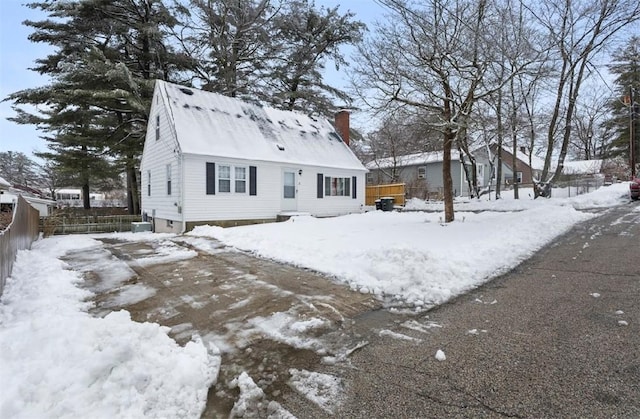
[177, 0, 275, 99]
[606, 36, 640, 166]
[176, 0, 364, 117]
[7, 0, 189, 212]
[264, 0, 365, 114]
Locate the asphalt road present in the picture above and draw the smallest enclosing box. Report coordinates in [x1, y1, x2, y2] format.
[332, 203, 640, 418]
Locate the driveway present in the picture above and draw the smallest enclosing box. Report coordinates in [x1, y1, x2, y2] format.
[62, 235, 381, 417]
[62, 203, 640, 418]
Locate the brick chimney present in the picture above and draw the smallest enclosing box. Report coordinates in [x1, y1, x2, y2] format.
[335, 110, 350, 146]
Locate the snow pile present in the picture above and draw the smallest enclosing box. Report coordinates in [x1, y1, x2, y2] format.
[135, 239, 198, 267]
[189, 184, 629, 307]
[190, 206, 594, 307]
[242, 311, 329, 353]
[435, 349, 446, 361]
[229, 372, 294, 418]
[288, 369, 344, 414]
[404, 182, 629, 211]
[0, 236, 218, 418]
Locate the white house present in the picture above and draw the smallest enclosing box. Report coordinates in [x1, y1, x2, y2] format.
[0, 191, 55, 217]
[141, 80, 367, 232]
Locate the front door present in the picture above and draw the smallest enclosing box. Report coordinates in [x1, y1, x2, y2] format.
[282, 170, 297, 212]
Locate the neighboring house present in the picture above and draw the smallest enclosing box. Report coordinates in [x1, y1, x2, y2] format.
[365, 150, 482, 198]
[55, 188, 107, 207]
[561, 159, 603, 178]
[0, 178, 55, 217]
[0, 177, 10, 192]
[473, 145, 545, 188]
[141, 80, 366, 232]
[0, 190, 55, 217]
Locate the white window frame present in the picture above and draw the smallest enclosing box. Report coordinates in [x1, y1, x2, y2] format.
[218, 164, 248, 193]
[218, 165, 231, 193]
[417, 166, 427, 179]
[235, 167, 247, 194]
[324, 176, 351, 197]
[147, 170, 151, 196]
[155, 114, 160, 141]
[516, 171, 523, 183]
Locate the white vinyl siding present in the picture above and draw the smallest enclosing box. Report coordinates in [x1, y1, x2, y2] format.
[140, 89, 182, 225]
[181, 155, 365, 222]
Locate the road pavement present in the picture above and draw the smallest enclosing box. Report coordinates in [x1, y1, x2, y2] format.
[331, 203, 640, 418]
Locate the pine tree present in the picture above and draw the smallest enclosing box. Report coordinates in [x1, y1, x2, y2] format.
[606, 36, 640, 167]
[7, 0, 190, 212]
[264, 0, 365, 115]
[177, 0, 275, 99]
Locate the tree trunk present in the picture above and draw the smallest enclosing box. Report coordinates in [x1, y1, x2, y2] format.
[495, 90, 503, 199]
[82, 182, 91, 210]
[126, 156, 140, 215]
[443, 128, 455, 222]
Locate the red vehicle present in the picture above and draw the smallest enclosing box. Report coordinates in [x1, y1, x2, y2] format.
[630, 178, 640, 200]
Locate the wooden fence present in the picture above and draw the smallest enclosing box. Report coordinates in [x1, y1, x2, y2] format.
[365, 183, 406, 206]
[43, 214, 141, 235]
[1, 196, 40, 296]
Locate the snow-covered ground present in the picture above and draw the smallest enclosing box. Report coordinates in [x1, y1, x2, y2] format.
[190, 183, 630, 307]
[0, 182, 630, 417]
[0, 235, 218, 419]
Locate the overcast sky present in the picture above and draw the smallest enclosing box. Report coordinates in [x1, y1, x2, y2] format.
[0, 0, 383, 162]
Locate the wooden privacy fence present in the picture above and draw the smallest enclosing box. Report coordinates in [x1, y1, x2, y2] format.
[1, 195, 40, 296]
[43, 214, 142, 235]
[366, 183, 406, 206]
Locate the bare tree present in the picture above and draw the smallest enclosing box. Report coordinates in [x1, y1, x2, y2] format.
[353, 0, 540, 219]
[366, 109, 441, 182]
[570, 84, 614, 160]
[528, 0, 640, 197]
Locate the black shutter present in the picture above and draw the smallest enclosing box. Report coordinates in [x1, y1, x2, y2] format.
[317, 173, 324, 198]
[352, 176, 357, 199]
[249, 166, 257, 196]
[206, 162, 215, 194]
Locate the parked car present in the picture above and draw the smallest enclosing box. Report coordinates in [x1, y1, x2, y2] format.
[630, 178, 640, 200]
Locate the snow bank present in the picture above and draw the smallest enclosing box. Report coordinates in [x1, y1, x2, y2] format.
[190, 184, 629, 307]
[0, 236, 219, 418]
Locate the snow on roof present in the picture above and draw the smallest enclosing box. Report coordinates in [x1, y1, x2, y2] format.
[157, 81, 366, 171]
[366, 150, 461, 170]
[0, 177, 11, 189]
[562, 159, 603, 175]
[516, 150, 546, 171]
[497, 145, 546, 171]
[0, 191, 55, 205]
